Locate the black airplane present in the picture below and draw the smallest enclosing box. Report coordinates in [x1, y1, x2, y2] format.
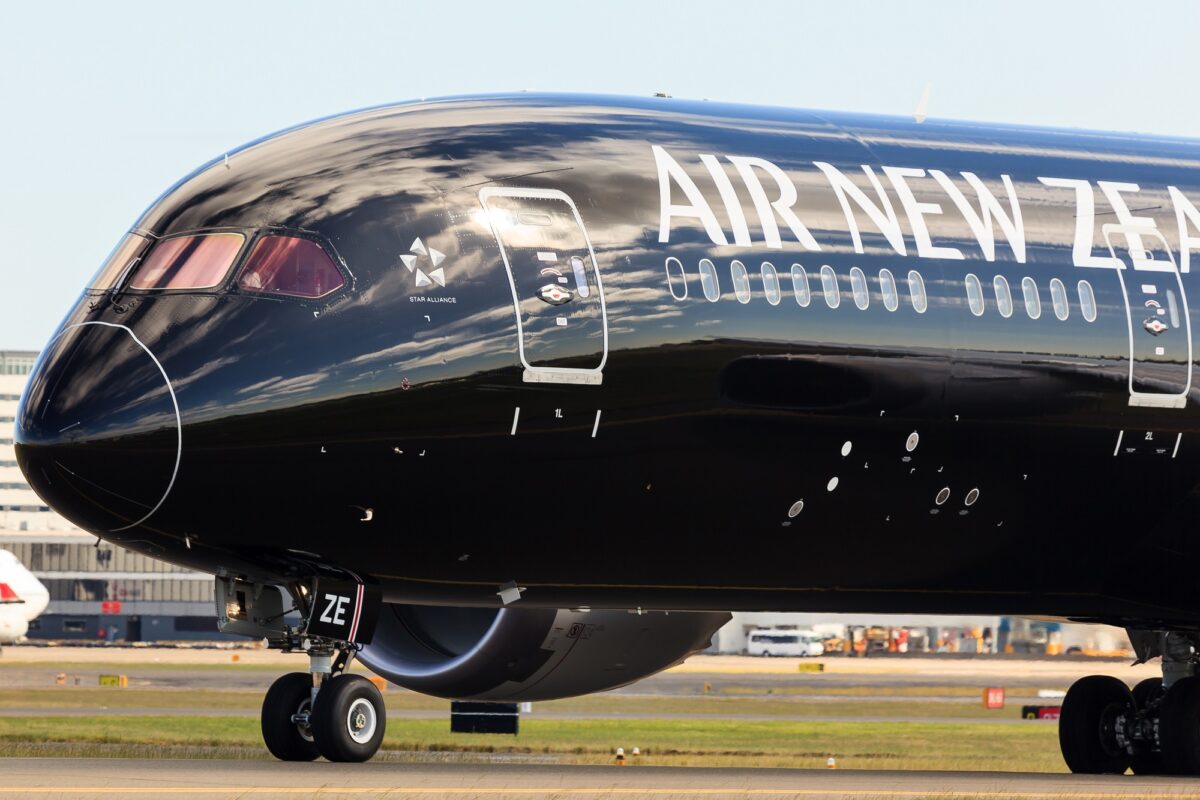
[14, 93, 1200, 772]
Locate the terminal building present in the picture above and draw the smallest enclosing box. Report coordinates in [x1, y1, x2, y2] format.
[0, 350, 225, 641]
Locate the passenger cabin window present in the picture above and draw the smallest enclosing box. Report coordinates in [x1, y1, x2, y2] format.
[731, 260, 751, 304]
[1022, 277, 1041, 319]
[1049, 278, 1069, 320]
[90, 233, 150, 290]
[907, 270, 927, 313]
[790, 264, 810, 307]
[1167, 289, 1181, 328]
[993, 275, 1013, 318]
[129, 233, 245, 290]
[849, 267, 869, 310]
[964, 273, 984, 316]
[569, 256, 591, 298]
[699, 258, 720, 302]
[1078, 280, 1097, 322]
[761, 262, 781, 305]
[664, 257, 687, 301]
[820, 266, 840, 309]
[879, 269, 898, 311]
[237, 235, 345, 299]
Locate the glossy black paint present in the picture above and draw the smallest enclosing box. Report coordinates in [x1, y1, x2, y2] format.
[15, 94, 1200, 627]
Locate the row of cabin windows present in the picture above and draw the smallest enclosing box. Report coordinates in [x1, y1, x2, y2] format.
[964, 274, 1097, 322]
[670, 258, 1098, 323]
[685, 259, 930, 313]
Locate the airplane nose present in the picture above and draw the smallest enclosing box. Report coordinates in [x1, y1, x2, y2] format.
[15, 322, 181, 533]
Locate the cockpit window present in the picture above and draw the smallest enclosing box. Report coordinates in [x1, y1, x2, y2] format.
[129, 233, 245, 290]
[89, 233, 150, 290]
[236, 235, 345, 299]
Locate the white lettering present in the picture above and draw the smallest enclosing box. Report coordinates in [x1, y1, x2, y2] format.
[929, 171, 1026, 263]
[1170, 186, 1200, 274]
[814, 162, 907, 255]
[728, 155, 821, 251]
[883, 166, 962, 260]
[319, 593, 350, 626]
[1098, 181, 1162, 270]
[653, 145, 727, 245]
[699, 154, 751, 246]
[1037, 177, 1120, 268]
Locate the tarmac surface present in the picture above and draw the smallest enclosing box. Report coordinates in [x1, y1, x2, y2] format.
[0, 706, 1060, 724]
[1, 759, 1199, 799]
[0, 648, 1158, 692]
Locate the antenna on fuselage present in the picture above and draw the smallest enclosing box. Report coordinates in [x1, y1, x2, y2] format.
[913, 82, 932, 124]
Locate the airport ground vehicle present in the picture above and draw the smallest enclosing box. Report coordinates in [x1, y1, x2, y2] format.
[15, 93, 1200, 773]
[747, 630, 825, 657]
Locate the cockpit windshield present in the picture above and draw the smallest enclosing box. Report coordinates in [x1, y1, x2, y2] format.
[88, 233, 151, 291]
[236, 235, 346, 299]
[88, 229, 346, 300]
[128, 233, 245, 290]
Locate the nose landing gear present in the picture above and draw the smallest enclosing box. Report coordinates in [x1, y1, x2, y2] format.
[1060, 631, 1200, 775]
[261, 641, 387, 762]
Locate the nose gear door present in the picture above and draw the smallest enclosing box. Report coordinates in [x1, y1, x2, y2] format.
[1102, 224, 1193, 408]
[479, 187, 608, 385]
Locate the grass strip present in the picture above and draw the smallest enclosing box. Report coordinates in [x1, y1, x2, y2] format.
[0, 715, 1064, 771]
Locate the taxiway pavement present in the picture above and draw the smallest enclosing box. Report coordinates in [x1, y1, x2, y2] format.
[0, 759, 1198, 799]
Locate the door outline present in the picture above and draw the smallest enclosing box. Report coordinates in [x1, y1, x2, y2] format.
[479, 186, 609, 385]
[1101, 223, 1193, 409]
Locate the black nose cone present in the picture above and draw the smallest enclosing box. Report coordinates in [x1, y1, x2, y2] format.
[15, 323, 180, 533]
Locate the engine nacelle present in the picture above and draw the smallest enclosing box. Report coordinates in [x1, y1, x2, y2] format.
[357, 604, 730, 701]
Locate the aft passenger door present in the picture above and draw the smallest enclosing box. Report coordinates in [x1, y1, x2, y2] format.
[479, 187, 608, 385]
[1102, 224, 1193, 408]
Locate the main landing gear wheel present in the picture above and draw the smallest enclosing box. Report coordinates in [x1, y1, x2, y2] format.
[1058, 675, 1133, 774]
[261, 672, 319, 762]
[1160, 676, 1200, 774]
[1129, 678, 1166, 775]
[311, 674, 387, 762]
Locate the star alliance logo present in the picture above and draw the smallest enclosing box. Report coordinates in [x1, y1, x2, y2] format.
[400, 238, 447, 288]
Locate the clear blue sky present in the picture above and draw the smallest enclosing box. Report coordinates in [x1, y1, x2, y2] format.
[2, 0, 1197, 349]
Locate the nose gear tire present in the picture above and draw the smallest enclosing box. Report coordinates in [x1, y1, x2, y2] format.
[311, 674, 387, 762]
[261, 672, 319, 762]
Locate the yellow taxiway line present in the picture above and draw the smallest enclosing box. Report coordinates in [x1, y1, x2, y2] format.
[1, 790, 1198, 798]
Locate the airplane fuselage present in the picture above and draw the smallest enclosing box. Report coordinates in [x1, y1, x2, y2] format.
[16, 94, 1200, 628]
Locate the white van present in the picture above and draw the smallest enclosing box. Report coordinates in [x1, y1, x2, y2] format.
[746, 629, 824, 657]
